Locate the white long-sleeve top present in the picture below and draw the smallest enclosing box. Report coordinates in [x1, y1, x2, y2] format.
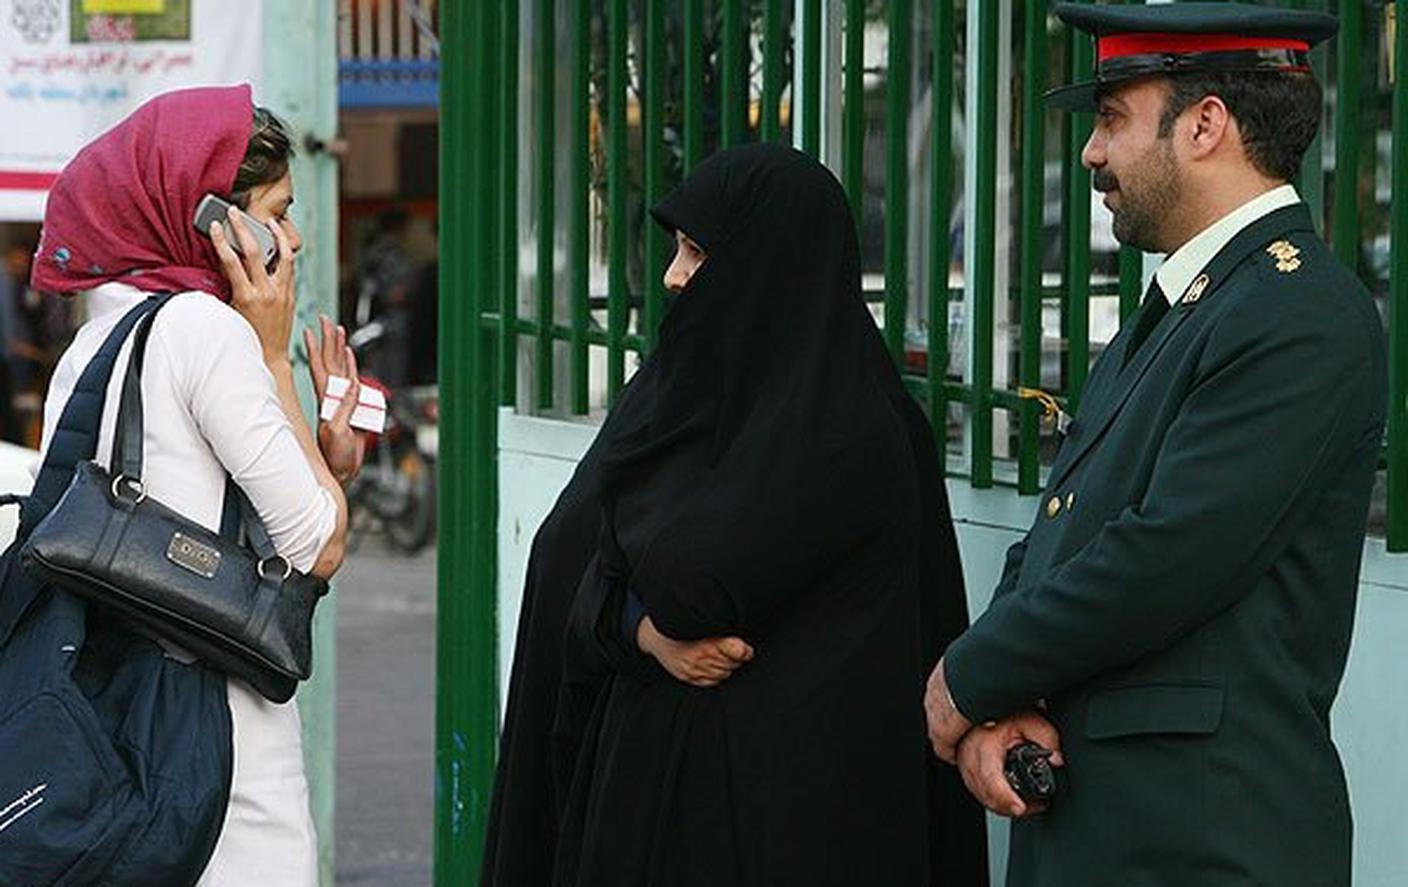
[37, 282, 337, 886]
[40, 283, 337, 569]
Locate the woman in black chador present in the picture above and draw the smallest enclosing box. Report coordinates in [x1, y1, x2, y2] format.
[481, 144, 988, 886]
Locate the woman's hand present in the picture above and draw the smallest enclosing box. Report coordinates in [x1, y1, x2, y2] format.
[211, 209, 296, 368]
[637, 615, 754, 688]
[304, 315, 367, 485]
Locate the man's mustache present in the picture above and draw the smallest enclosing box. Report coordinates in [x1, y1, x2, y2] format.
[1092, 169, 1120, 193]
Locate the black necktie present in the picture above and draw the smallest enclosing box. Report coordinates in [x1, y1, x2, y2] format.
[1123, 280, 1170, 367]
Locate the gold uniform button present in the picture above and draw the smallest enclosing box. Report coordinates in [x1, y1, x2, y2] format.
[1047, 496, 1063, 518]
[1066, 492, 1076, 511]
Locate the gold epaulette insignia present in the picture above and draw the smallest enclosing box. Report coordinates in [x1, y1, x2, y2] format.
[1266, 240, 1302, 273]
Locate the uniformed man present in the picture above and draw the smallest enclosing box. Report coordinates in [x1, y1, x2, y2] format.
[923, 4, 1388, 885]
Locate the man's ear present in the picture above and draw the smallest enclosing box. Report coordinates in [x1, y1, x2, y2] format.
[1185, 95, 1232, 161]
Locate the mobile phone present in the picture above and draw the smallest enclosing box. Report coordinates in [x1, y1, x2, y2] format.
[194, 193, 279, 271]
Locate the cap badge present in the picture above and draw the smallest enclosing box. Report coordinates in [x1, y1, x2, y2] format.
[1267, 240, 1302, 274]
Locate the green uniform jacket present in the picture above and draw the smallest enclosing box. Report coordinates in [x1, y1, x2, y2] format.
[944, 204, 1387, 887]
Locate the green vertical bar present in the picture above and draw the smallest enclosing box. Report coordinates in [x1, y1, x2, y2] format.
[435, 0, 497, 881]
[801, 0, 822, 156]
[1388, 0, 1407, 552]
[843, 0, 864, 228]
[1118, 245, 1141, 321]
[762, 0, 785, 142]
[570, 0, 590, 414]
[722, 0, 747, 146]
[1063, 26, 1093, 410]
[970, 0, 996, 488]
[501, 0, 519, 407]
[262, 4, 340, 879]
[643, 0, 666, 345]
[1333, 0, 1362, 272]
[883, 0, 912, 363]
[929, 0, 955, 471]
[535, 0, 555, 409]
[1017, 0, 1045, 495]
[684, 0, 705, 170]
[607, 0, 628, 399]
[1289, 0, 1326, 229]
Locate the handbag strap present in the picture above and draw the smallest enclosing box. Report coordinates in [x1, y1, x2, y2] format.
[19, 296, 166, 537]
[108, 298, 281, 557]
[215, 476, 277, 562]
[107, 296, 282, 555]
[237, 485, 280, 562]
[110, 292, 176, 484]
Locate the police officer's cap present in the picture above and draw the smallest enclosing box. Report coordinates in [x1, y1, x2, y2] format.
[1048, 2, 1338, 112]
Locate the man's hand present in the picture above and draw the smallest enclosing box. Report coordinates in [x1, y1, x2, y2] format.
[637, 615, 754, 688]
[956, 711, 1064, 818]
[925, 657, 974, 763]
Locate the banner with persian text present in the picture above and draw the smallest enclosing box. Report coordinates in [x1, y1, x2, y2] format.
[0, 0, 263, 220]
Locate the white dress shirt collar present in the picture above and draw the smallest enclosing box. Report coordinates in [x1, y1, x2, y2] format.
[1154, 184, 1300, 305]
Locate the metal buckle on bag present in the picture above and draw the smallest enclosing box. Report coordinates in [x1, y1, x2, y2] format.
[257, 556, 293, 582]
[111, 474, 147, 505]
[167, 532, 221, 579]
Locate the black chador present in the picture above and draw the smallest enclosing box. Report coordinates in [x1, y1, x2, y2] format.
[482, 144, 988, 887]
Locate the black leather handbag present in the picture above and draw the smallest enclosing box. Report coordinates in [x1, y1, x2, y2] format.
[20, 294, 328, 704]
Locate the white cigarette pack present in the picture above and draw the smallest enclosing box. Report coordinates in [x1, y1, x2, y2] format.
[320, 375, 388, 434]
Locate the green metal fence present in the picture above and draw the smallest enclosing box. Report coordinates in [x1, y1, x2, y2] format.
[438, 2, 1408, 882]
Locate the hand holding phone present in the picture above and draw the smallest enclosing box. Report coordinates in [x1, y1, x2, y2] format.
[204, 194, 297, 366]
[194, 193, 278, 271]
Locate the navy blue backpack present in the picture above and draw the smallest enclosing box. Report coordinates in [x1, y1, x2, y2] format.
[0, 296, 232, 886]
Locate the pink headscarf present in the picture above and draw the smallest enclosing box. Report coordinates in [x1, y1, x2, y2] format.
[31, 84, 255, 302]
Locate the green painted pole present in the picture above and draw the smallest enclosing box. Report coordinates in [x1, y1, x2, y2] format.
[1018, 0, 1045, 495]
[643, 0, 666, 345]
[502, 0, 520, 408]
[970, 0, 997, 488]
[762, 0, 786, 142]
[1288, 0, 1327, 229]
[684, 0, 705, 170]
[929, 0, 955, 470]
[607, 0, 629, 400]
[1332, 0, 1362, 273]
[262, 2, 340, 882]
[843, 0, 864, 231]
[571, 0, 590, 414]
[722, 0, 747, 147]
[1063, 25, 1094, 411]
[883, 0, 912, 364]
[435, 0, 498, 882]
[801, 0, 823, 157]
[535, 0, 555, 410]
[1388, 0, 1407, 552]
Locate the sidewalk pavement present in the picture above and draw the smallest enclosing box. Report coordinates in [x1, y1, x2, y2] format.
[336, 541, 436, 886]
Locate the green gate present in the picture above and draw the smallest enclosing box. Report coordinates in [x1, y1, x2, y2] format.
[437, 2, 1408, 882]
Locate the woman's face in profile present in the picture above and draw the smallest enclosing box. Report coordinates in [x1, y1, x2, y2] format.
[243, 171, 303, 254]
[663, 230, 706, 293]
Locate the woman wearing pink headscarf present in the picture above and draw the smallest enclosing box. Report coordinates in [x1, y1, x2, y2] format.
[32, 84, 363, 885]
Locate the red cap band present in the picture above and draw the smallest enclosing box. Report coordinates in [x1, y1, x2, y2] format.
[1098, 32, 1311, 62]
